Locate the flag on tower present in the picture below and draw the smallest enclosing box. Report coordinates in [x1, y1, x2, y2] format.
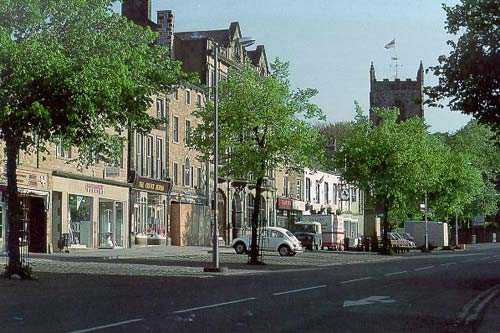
[384, 38, 395, 49]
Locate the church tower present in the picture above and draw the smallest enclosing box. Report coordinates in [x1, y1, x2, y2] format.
[369, 62, 424, 125]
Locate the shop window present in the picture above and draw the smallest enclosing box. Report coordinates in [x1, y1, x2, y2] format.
[173, 116, 179, 142]
[68, 194, 93, 247]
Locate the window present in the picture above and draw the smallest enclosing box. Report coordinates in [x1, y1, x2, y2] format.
[185, 89, 191, 104]
[56, 141, 71, 158]
[197, 167, 202, 189]
[156, 138, 163, 180]
[351, 188, 357, 202]
[156, 98, 164, 119]
[306, 178, 311, 202]
[173, 116, 179, 142]
[183, 158, 191, 187]
[296, 180, 302, 200]
[136, 133, 143, 176]
[333, 184, 338, 204]
[173, 163, 178, 185]
[185, 120, 191, 145]
[315, 182, 320, 204]
[324, 182, 329, 203]
[173, 89, 178, 100]
[190, 166, 194, 188]
[196, 94, 202, 107]
[283, 176, 289, 197]
[146, 136, 153, 177]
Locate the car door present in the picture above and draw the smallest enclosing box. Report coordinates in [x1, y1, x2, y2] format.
[268, 230, 284, 251]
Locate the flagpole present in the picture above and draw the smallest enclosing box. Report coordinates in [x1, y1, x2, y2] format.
[393, 37, 399, 79]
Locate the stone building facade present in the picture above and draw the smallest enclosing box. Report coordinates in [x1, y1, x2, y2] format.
[0, 139, 129, 253]
[369, 62, 424, 125]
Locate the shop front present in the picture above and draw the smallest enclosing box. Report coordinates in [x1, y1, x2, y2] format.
[131, 176, 172, 246]
[0, 168, 50, 253]
[52, 174, 129, 250]
[276, 197, 292, 229]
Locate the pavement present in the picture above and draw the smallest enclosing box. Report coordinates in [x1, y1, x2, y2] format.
[2, 243, 500, 331]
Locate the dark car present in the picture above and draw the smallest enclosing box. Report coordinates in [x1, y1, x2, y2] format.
[293, 231, 321, 251]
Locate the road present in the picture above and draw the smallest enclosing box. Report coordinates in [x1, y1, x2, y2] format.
[1, 246, 499, 332]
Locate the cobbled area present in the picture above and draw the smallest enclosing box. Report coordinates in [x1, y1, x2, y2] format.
[27, 249, 400, 278]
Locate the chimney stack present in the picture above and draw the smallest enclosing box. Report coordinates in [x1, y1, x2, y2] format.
[157, 10, 175, 58]
[122, 0, 151, 24]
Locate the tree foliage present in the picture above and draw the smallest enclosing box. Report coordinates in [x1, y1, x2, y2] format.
[426, 0, 500, 139]
[191, 58, 324, 263]
[0, 0, 193, 277]
[332, 105, 447, 253]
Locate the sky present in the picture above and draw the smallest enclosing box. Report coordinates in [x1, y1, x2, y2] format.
[113, 0, 471, 134]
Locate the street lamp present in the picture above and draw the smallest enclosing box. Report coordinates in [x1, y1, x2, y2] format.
[420, 191, 430, 252]
[204, 36, 255, 273]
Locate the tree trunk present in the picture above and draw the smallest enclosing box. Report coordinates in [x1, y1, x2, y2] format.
[5, 137, 22, 278]
[381, 199, 392, 255]
[249, 177, 263, 264]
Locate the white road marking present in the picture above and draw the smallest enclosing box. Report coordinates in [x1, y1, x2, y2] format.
[67, 319, 144, 333]
[414, 266, 434, 271]
[458, 284, 500, 323]
[272, 285, 327, 296]
[339, 277, 373, 284]
[384, 271, 408, 276]
[343, 296, 397, 308]
[440, 262, 457, 266]
[462, 259, 475, 263]
[173, 297, 256, 314]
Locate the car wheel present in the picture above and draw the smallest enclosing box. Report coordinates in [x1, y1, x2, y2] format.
[234, 242, 247, 254]
[278, 245, 291, 256]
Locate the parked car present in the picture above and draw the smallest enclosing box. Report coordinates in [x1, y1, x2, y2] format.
[231, 227, 303, 256]
[293, 231, 320, 251]
[388, 232, 415, 252]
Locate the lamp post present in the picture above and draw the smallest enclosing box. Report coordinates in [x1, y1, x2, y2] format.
[204, 36, 255, 273]
[420, 192, 429, 252]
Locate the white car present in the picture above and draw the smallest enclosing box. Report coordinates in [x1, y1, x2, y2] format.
[231, 227, 304, 256]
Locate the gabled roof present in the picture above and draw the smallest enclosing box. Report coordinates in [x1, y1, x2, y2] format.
[174, 22, 241, 47]
[247, 45, 269, 73]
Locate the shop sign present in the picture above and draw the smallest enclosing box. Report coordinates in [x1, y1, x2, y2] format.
[0, 168, 48, 190]
[277, 197, 292, 210]
[292, 200, 305, 211]
[134, 176, 172, 194]
[85, 183, 104, 194]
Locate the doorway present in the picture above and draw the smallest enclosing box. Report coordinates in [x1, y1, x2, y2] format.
[0, 203, 5, 252]
[25, 196, 47, 253]
[98, 199, 124, 248]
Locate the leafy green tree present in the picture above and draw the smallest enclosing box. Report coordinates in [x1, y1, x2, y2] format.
[446, 121, 500, 220]
[426, 0, 500, 138]
[333, 104, 446, 253]
[191, 59, 324, 264]
[0, 0, 193, 278]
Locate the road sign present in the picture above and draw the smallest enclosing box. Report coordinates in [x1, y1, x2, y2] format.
[472, 216, 485, 227]
[343, 296, 397, 308]
[340, 189, 349, 201]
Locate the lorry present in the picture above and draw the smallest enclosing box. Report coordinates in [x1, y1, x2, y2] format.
[302, 214, 345, 250]
[404, 221, 449, 248]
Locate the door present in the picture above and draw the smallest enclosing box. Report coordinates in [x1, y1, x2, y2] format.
[99, 199, 125, 248]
